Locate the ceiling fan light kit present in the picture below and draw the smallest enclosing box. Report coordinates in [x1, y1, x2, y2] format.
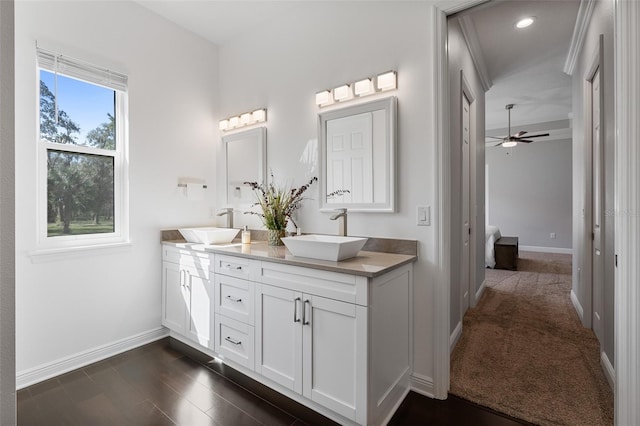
[489, 103, 550, 148]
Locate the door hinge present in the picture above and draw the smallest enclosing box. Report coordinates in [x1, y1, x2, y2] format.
[615, 254, 618, 267]
[591, 232, 595, 241]
[469, 228, 471, 235]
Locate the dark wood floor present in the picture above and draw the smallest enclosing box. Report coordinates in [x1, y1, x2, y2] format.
[17, 338, 531, 425]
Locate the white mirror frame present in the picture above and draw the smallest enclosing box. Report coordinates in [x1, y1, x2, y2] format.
[223, 127, 266, 207]
[319, 96, 397, 212]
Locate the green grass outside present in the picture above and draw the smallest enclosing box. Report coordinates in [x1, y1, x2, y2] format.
[47, 219, 114, 237]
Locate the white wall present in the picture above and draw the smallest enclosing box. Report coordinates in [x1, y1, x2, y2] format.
[15, 1, 219, 380]
[571, 0, 614, 364]
[447, 17, 486, 336]
[486, 139, 573, 250]
[1, 0, 16, 421]
[217, 2, 438, 384]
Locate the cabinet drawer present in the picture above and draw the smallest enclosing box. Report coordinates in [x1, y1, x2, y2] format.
[214, 254, 257, 280]
[163, 245, 211, 269]
[214, 274, 255, 325]
[214, 314, 255, 370]
[259, 261, 368, 305]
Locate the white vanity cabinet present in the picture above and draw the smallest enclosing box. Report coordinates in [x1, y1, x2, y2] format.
[161, 246, 213, 349]
[162, 243, 414, 426]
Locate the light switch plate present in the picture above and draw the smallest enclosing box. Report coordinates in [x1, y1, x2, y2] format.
[417, 205, 430, 226]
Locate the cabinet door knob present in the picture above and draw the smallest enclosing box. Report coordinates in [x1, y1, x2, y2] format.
[224, 336, 242, 346]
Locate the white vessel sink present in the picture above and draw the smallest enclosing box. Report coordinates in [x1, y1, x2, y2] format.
[179, 227, 240, 244]
[281, 234, 368, 261]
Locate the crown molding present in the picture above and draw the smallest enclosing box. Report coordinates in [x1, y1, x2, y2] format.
[457, 15, 493, 92]
[563, 0, 597, 75]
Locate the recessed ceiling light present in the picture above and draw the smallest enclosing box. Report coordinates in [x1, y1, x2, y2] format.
[516, 17, 535, 29]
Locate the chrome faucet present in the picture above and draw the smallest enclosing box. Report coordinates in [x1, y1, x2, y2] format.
[329, 208, 348, 236]
[217, 208, 234, 228]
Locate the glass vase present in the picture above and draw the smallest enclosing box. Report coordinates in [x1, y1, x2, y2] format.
[267, 229, 286, 246]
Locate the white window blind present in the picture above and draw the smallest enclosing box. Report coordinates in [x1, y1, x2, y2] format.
[37, 48, 128, 92]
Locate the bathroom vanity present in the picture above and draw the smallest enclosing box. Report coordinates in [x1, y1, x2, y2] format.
[161, 238, 415, 426]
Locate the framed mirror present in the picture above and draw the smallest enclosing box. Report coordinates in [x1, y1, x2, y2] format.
[319, 96, 397, 212]
[223, 127, 266, 207]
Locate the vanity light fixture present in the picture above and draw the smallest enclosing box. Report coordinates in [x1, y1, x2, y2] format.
[315, 71, 398, 107]
[354, 78, 374, 96]
[333, 84, 352, 102]
[376, 71, 397, 91]
[219, 108, 267, 132]
[315, 90, 333, 107]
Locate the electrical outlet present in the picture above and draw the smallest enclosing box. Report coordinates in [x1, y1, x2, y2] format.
[550, 232, 556, 239]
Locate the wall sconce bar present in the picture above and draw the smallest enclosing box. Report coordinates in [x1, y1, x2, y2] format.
[219, 108, 267, 132]
[315, 71, 397, 107]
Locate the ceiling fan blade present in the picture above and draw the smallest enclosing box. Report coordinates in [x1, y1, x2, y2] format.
[514, 130, 528, 137]
[493, 142, 504, 147]
[486, 135, 506, 139]
[523, 133, 550, 138]
[518, 139, 534, 143]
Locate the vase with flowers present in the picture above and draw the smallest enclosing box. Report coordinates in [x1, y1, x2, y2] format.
[244, 173, 318, 246]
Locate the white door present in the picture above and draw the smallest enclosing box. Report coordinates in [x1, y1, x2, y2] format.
[461, 93, 471, 313]
[255, 284, 303, 393]
[185, 266, 213, 349]
[326, 112, 373, 203]
[302, 294, 364, 422]
[162, 261, 187, 334]
[591, 67, 604, 343]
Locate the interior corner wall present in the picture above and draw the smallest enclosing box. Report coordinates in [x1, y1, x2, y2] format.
[447, 17, 486, 335]
[485, 139, 573, 250]
[14, 1, 219, 379]
[0, 0, 16, 422]
[571, 0, 615, 364]
[217, 2, 437, 382]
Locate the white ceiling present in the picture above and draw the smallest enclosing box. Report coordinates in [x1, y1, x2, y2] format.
[136, 0, 580, 138]
[453, 0, 581, 132]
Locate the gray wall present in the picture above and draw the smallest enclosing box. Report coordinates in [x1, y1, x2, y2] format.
[486, 139, 573, 250]
[0, 0, 16, 423]
[571, 0, 615, 366]
[448, 17, 486, 337]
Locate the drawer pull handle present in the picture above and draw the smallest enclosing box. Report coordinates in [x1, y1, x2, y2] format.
[225, 264, 242, 270]
[225, 295, 242, 303]
[225, 336, 242, 345]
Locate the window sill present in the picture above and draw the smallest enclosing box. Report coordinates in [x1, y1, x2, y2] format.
[29, 241, 133, 263]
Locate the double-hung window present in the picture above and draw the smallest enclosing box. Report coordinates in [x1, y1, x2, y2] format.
[37, 48, 129, 251]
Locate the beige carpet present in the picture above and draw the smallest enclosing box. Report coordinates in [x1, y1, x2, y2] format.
[450, 251, 614, 426]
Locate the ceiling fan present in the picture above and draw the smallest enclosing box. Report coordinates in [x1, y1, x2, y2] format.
[488, 104, 550, 147]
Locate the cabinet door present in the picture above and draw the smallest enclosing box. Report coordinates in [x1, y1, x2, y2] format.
[255, 284, 302, 394]
[185, 266, 213, 349]
[302, 295, 366, 422]
[162, 261, 187, 334]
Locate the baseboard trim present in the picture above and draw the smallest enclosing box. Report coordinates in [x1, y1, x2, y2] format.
[570, 289, 584, 322]
[475, 279, 486, 304]
[600, 351, 615, 390]
[16, 327, 169, 389]
[519, 245, 573, 255]
[410, 373, 435, 398]
[449, 320, 462, 352]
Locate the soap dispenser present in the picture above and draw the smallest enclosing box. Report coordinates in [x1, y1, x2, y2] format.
[241, 225, 251, 244]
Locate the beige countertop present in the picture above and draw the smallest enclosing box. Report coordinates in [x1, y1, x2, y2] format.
[162, 240, 417, 278]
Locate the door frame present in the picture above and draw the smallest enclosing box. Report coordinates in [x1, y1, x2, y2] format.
[583, 35, 604, 337]
[432, 1, 640, 422]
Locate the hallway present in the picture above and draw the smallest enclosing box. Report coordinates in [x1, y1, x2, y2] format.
[450, 252, 613, 425]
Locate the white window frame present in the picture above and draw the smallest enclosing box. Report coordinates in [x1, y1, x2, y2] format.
[36, 48, 129, 253]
